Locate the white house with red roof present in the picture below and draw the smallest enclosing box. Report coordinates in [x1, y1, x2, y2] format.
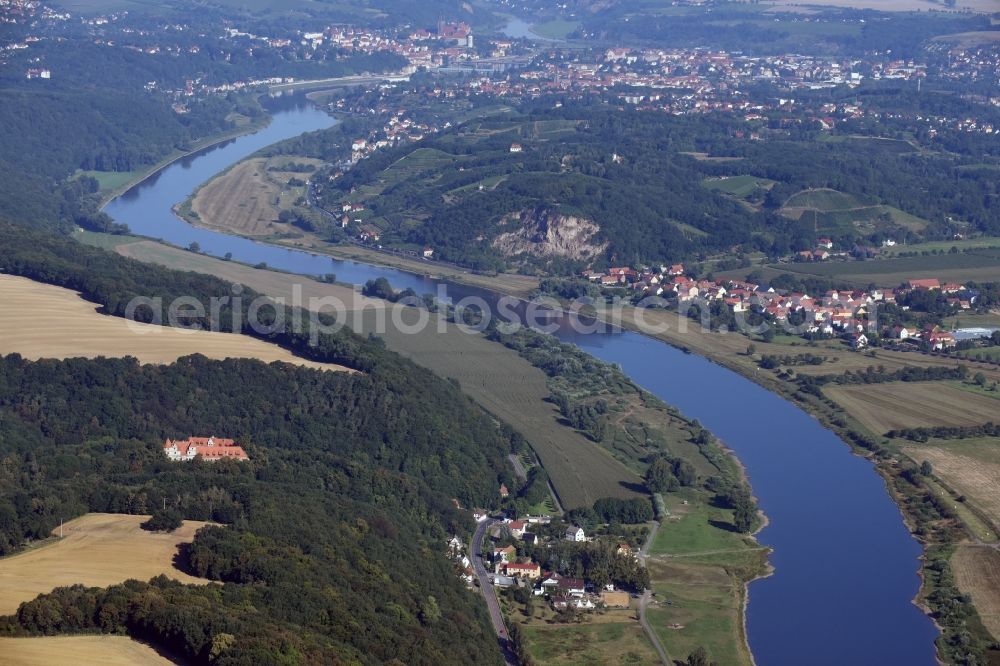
[508, 520, 528, 538]
[163, 437, 249, 462]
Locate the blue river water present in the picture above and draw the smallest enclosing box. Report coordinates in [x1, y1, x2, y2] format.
[105, 96, 939, 665]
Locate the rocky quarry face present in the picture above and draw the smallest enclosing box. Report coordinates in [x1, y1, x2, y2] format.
[492, 207, 607, 261]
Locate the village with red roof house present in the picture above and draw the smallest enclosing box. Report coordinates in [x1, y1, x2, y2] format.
[583, 262, 979, 350]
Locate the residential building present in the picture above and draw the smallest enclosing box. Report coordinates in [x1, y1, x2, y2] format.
[504, 562, 541, 579]
[163, 436, 249, 462]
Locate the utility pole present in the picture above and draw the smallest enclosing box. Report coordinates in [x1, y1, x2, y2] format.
[59, 518, 63, 539]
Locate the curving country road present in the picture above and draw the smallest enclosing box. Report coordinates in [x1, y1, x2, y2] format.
[472, 517, 519, 666]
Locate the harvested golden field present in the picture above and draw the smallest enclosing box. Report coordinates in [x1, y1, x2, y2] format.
[0, 274, 351, 371]
[823, 382, 1000, 434]
[902, 438, 1000, 527]
[0, 513, 211, 615]
[189, 158, 281, 236]
[187, 156, 324, 237]
[952, 545, 1000, 640]
[0, 636, 174, 666]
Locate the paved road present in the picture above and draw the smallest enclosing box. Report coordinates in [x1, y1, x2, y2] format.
[637, 520, 671, 665]
[472, 518, 519, 665]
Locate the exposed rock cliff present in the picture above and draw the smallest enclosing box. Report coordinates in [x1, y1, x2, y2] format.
[492, 207, 607, 261]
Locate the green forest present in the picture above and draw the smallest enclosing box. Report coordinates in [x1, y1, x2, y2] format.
[0, 222, 527, 662]
[0, 351, 510, 664]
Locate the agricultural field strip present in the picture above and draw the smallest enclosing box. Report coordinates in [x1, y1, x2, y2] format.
[0, 274, 352, 372]
[824, 382, 1000, 433]
[0, 513, 211, 615]
[188, 157, 320, 237]
[952, 546, 1000, 641]
[767, 249, 1000, 287]
[901, 441, 1000, 530]
[0, 636, 175, 666]
[116, 240, 381, 312]
[369, 307, 645, 508]
[189, 158, 281, 236]
[521, 620, 662, 665]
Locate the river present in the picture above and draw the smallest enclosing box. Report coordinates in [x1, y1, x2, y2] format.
[501, 17, 563, 42]
[104, 97, 939, 665]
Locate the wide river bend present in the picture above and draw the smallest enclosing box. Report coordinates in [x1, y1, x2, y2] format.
[105, 95, 938, 666]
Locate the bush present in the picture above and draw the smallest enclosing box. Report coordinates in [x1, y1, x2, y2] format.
[140, 509, 183, 533]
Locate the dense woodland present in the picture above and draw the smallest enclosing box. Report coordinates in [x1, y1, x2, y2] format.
[0, 223, 524, 662]
[0, 88, 243, 231]
[43, 0, 488, 28]
[0, 353, 510, 664]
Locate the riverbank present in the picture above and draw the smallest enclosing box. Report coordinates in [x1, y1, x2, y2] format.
[175, 209, 541, 298]
[251, 222, 979, 660]
[96, 115, 272, 210]
[601, 308, 997, 664]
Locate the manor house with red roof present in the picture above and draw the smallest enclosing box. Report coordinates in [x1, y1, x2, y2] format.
[163, 436, 249, 462]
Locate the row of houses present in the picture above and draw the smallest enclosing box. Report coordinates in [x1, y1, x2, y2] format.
[483, 512, 583, 546]
[446, 534, 477, 585]
[491, 552, 635, 612]
[889, 324, 957, 351]
[582, 263, 685, 288]
[586, 267, 978, 346]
